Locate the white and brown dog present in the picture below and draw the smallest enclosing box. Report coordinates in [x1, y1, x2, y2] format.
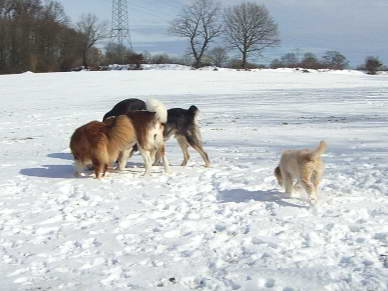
[274, 141, 327, 204]
[70, 99, 169, 178]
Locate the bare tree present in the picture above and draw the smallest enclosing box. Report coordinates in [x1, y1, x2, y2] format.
[208, 47, 228, 67]
[76, 13, 108, 68]
[169, 0, 222, 68]
[224, 2, 279, 69]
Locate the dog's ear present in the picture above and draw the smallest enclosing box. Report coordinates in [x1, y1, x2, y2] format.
[188, 105, 199, 114]
[274, 166, 281, 178]
[103, 116, 116, 127]
[274, 166, 283, 186]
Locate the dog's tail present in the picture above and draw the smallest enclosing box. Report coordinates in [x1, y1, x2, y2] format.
[146, 98, 167, 123]
[188, 105, 200, 122]
[185, 105, 203, 146]
[308, 140, 327, 160]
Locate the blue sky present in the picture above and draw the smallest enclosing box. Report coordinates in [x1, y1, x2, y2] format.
[58, 0, 388, 66]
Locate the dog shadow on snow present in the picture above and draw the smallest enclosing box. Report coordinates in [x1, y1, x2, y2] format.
[20, 152, 75, 178]
[20, 165, 75, 179]
[218, 188, 308, 208]
[47, 152, 73, 160]
[21, 151, 149, 178]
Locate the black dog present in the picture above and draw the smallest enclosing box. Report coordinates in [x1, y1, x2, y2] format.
[103, 98, 146, 120]
[103, 99, 210, 167]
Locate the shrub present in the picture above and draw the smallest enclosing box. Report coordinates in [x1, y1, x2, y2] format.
[364, 56, 382, 75]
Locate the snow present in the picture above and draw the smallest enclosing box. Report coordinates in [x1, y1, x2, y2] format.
[0, 69, 387, 291]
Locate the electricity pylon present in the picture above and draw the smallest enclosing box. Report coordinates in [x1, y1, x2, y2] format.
[111, 0, 133, 52]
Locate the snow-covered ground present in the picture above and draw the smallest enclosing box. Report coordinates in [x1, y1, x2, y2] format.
[0, 69, 387, 291]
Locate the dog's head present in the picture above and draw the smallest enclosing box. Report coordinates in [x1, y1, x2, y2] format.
[274, 166, 283, 186]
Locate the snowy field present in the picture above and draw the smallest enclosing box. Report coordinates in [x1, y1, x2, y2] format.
[0, 68, 387, 291]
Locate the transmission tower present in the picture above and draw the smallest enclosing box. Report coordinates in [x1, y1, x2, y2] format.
[111, 0, 133, 50]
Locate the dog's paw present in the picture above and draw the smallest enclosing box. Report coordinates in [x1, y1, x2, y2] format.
[309, 196, 318, 205]
[74, 171, 84, 177]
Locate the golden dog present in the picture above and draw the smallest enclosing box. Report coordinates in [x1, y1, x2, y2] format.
[274, 140, 327, 204]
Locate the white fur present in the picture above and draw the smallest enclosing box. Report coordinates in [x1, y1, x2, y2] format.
[73, 160, 84, 177]
[146, 98, 167, 123]
[194, 109, 200, 125]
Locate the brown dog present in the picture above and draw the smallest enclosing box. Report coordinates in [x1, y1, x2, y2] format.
[274, 141, 327, 204]
[70, 99, 169, 178]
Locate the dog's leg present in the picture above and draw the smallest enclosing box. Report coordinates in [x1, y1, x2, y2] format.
[284, 176, 294, 195]
[187, 135, 210, 167]
[176, 136, 190, 166]
[103, 164, 109, 177]
[93, 159, 104, 179]
[116, 145, 136, 169]
[118, 149, 131, 171]
[301, 169, 316, 203]
[311, 172, 319, 194]
[311, 168, 324, 200]
[128, 146, 136, 159]
[187, 128, 211, 167]
[139, 149, 153, 176]
[194, 144, 211, 167]
[282, 169, 293, 195]
[150, 149, 157, 165]
[153, 148, 163, 166]
[158, 144, 170, 173]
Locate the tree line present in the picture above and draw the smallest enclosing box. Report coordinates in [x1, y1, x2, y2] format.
[0, 0, 138, 74]
[0, 0, 76, 73]
[0, 0, 385, 74]
[0, 0, 280, 73]
[270, 52, 386, 75]
[169, 0, 385, 74]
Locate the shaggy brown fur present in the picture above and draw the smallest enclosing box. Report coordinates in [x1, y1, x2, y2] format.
[70, 116, 136, 178]
[70, 111, 168, 178]
[274, 140, 327, 204]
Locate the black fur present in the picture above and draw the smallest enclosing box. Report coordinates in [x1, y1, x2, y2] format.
[165, 104, 209, 166]
[164, 106, 198, 137]
[103, 99, 210, 167]
[103, 98, 146, 120]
